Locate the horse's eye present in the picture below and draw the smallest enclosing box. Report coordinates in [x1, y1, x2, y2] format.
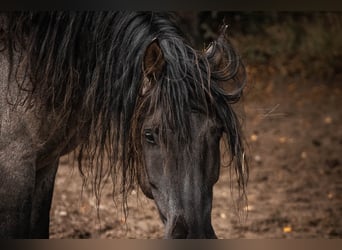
[144, 129, 156, 144]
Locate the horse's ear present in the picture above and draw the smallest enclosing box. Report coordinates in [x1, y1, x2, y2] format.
[204, 25, 229, 71]
[205, 42, 226, 70]
[205, 42, 214, 55]
[143, 39, 165, 81]
[205, 26, 246, 97]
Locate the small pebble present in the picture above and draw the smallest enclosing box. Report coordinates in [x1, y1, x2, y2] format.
[283, 226, 292, 233]
[324, 116, 332, 124]
[279, 137, 287, 143]
[59, 211, 67, 217]
[254, 155, 262, 163]
[301, 152, 307, 159]
[250, 134, 258, 141]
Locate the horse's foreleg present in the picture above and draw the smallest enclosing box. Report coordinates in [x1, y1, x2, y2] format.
[29, 160, 59, 238]
[0, 153, 36, 238]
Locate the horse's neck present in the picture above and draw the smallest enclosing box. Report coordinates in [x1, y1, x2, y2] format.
[0, 50, 38, 143]
[0, 51, 81, 167]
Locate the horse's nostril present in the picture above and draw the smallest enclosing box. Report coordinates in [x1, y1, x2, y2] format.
[171, 216, 188, 239]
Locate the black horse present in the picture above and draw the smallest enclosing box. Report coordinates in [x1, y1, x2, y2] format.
[0, 12, 248, 238]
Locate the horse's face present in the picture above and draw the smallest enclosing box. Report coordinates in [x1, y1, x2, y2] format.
[134, 38, 245, 239]
[137, 40, 221, 238]
[138, 111, 222, 238]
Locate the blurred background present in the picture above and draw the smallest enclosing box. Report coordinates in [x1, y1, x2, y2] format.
[176, 12, 342, 80]
[50, 12, 342, 238]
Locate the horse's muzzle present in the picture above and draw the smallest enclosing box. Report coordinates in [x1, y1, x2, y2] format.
[165, 215, 217, 239]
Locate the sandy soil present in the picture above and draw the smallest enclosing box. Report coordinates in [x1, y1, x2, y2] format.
[49, 73, 342, 239]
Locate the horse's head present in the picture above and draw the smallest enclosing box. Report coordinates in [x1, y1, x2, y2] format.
[139, 111, 222, 238]
[132, 34, 247, 239]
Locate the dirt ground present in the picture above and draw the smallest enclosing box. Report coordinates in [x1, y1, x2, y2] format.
[49, 71, 342, 239]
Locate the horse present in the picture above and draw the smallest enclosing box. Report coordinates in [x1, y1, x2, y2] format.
[0, 11, 248, 239]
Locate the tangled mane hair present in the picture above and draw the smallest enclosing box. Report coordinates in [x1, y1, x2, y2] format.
[0, 11, 248, 214]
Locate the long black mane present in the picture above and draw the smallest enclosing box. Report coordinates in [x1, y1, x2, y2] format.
[0, 11, 248, 214]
